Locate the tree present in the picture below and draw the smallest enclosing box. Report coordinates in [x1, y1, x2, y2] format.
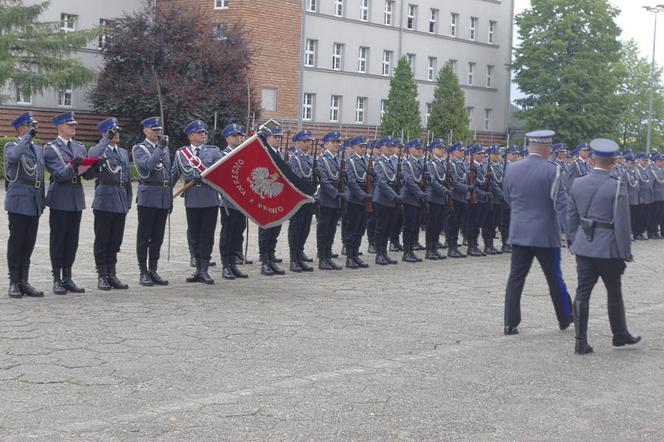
[512, 0, 623, 146]
[427, 62, 471, 143]
[0, 0, 97, 103]
[380, 56, 421, 140]
[89, 4, 259, 149]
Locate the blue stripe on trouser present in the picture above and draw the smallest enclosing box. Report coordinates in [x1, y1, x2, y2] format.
[553, 247, 571, 318]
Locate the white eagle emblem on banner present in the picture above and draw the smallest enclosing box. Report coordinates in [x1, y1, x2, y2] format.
[247, 167, 284, 199]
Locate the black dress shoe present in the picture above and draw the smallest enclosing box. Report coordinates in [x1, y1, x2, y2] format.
[375, 254, 390, 266]
[389, 243, 401, 252]
[230, 265, 249, 278]
[53, 280, 67, 295]
[504, 326, 519, 335]
[468, 247, 483, 257]
[448, 248, 466, 258]
[97, 275, 112, 291]
[575, 340, 594, 354]
[108, 275, 129, 290]
[402, 252, 418, 263]
[425, 250, 439, 260]
[148, 271, 169, 286]
[484, 247, 497, 256]
[319, 259, 333, 270]
[19, 281, 44, 298]
[62, 279, 85, 293]
[270, 261, 286, 275]
[299, 259, 314, 272]
[300, 252, 313, 262]
[354, 256, 369, 268]
[198, 262, 214, 285]
[140, 272, 154, 287]
[261, 262, 275, 276]
[289, 261, 303, 273]
[559, 318, 573, 331]
[222, 266, 236, 280]
[345, 257, 359, 269]
[8, 282, 22, 299]
[612, 332, 641, 347]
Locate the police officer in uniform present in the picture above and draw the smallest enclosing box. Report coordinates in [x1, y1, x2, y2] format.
[480, 146, 504, 255]
[567, 138, 641, 354]
[566, 143, 591, 191]
[424, 139, 450, 260]
[88, 118, 132, 291]
[503, 130, 573, 335]
[498, 146, 519, 253]
[287, 131, 316, 273]
[133, 117, 171, 286]
[400, 139, 427, 262]
[389, 139, 405, 253]
[372, 138, 401, 265]
[652, 154, 664, 237]
[466, 145, 491, 257]
[446, 143, 470, 258]
[316, 132, 345, 270]
[635, 153, 654, 239]
[5, 112, 45, 298]
[172, 120, 222, 284]
[343, 136, 372, 269]
[44, 112, 95, 295]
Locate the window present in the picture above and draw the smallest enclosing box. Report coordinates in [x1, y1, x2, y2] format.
[358, 46, 369, 73]
[470, 17, 478, 41]
[262, 87, 277, 112]
[488, 21, 496, 44]
[429, 9, 438, 34]
[355, 97, 366, 124]
[380, 99, 387, 121]
[303, 93, 314, 121]
[407, 53, 416, 74]
[427, 57, 437, 81]
[360, 0, 369, 21]
[450, 13, 458, 37]
[58, 86, 73, 107]
[468, 62, 475, 85]
[449, 59, 457, 73]
[486, 65, 494, 88]
[484, 109, 492, 131]
[15, 86, 31, 105]
[213, 23, 226, 40]
[467, 107, 474, 129]
[382, 50, 392, 76]
[407, 4, 417, 30]
[60, 13, 76, 32]
[306, 0, 317, 12]
[214, 0, 229, 9]
[335, 0, 344, 17]
[425, 103, 431, 127]
[384, 0, 393, 25]
[330, 95, 341, 122]
[332, 43, 344, 70]
[98, 19, 111, 49]
[304, 39, 317, 67]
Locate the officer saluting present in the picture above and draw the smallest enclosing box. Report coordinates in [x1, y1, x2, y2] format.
[133, 117, 171, 286]
[5, 112, 45, 298]
[88, 118, 132, 291]
[503, 130, 573, 335]
[567, 138, 641, 354]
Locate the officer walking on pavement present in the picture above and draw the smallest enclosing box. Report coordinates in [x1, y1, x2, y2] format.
[567, 138, 641, 354]
[4, 112, 45, 298]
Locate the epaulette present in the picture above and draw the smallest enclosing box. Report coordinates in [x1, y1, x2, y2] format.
[547, 159, 563, 169]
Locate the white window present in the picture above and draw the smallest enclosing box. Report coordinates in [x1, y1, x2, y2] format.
[261, 87, 277, 112]
[330, 95, 341, 122]
[15, 86, 31, 105]
[61, 13, 76, 32]
[384, 0, 393, 25]
[467, 107, 474, 129]
[355, 97, 366, 124]
[213, 23, 226, 40]
[427, 57, 437, 81]
[486, 65, 494, 88]
[425, 103, 431, 127]
[304, 39, 317, 67]
[468, 62, 475, 85]
[98, 19, 111, 49]
[380, 99, 387, 121]
[58, 86, 73, 107]
[429, 9, 438, 34]
[407, 53, 416, 74]
[358, 46, 369, 73]
[470, 17, 478, 41]
[303, 93, 314, 121]
[360, 0, 369, 21]
[382, 50, 392, 76]
[450, 13, 458, 37]
[449, 59, 457, 73]
[335, 0, 344, 17]
[306, 0, 317, 12]
[214, 0, 229, 9]
[407, 4, 417, 30]
[332, 43, 344, 70]
[484, 109, 492, 131]
[489, 21, 496, 44]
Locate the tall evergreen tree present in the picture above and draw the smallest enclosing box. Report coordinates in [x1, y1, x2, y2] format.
[513, 0, 623, 146]
[380, 56, 421, 140]
[427, 62, 471, 143]
[0, 0, 97, 103]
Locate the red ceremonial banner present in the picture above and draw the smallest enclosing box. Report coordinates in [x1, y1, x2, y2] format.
[202, 135, 315, 228]
[69, 157, 99, 176]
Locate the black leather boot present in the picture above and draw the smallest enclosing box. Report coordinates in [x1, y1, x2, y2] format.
[148, 261, 168, 286]
[608, 301, 641, 347]
[289, 252, 303, 273]
[269, 259, 286, 275]
[261, 254, 275, 276]
[8, 268, 22, 298]
[298, 251, 314, 272]
[270, 251, 283, 264]
[139, 262, 154, 286]
[222, 257, 236, 280]
[345, 256, 359, 269]
[186, 258, 201, 283]
[354, 249, 369, 268]
[375, 246, 389, 265]
[230, 261, 249, 278]
[199, 260, 214, 285]
[300, 251, 313, 262]
[573, 299, 593, 355]
[97, 265, 112, 291]
[62, 267, 85, 293]
[327, 251, 342, 270]
[19, 267, 43, 297]
[448, 247, 466, 258]
[425, 247, 439, 260]
[107, 263, 129, 289]
[319, 258, 333, 270]
[52, 268, 67, 295]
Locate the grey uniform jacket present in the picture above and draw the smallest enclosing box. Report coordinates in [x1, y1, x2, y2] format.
[317, 150, 342, 209]
[400, 156, 427, 207]
[503, 154, 566, 248]
[650, 167, 664, 201]
[621, 168, 640, 206]
[426, 157, 450, 206]
[44, 137, 93, 211]
[372, 155, 400, 208]
[568, 169, 631, 259]
[449, 159, 470, 203]
[171, 145, 222, 209]
[485, 161, 505, 204]
[565, 158, 590, 191]
[635, 166, 654, 204]
[345, 153, 370, 205]
[4, 134, 45, 216]
[288, 149, 316, 196]
[88, 138, 133, 214]
[133, 139, 172, 209]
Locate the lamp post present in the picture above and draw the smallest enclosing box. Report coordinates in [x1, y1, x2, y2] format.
[643, 4, 664, 154]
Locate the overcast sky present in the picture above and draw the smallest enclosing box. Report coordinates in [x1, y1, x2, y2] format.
[512, 0, 664, 101]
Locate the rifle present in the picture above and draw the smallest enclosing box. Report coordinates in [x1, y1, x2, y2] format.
[420, 150, 430, 214]
[395, 144, 404, 211]
[365, 144, 375, 212]
[445, 149, 454, 210]
[337, 147, 348, 216]
[468, 149, 479, 205]
[485, 154, 494, 210]
[282, 130, 290, 162]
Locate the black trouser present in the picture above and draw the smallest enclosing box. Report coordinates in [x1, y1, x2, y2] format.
[645, 202, 656, 236]
[49, 209, 82, 269]
[219, 208, 245, 264]
[650, 200, 664, 235]
[258, 225, 282, 257]
[499, 202, 511, 246]
[425, 202, 445, 248]
[366, 210, 376, 245]
[186, 207, 218, 262]
[317, 205, 340, 259]
[504, 245, 572, 327]
[343, 202, 368, 254]
[390, 206, 403, 244]
[402, 203, 421, 252]
[288, 203, 314, 257]
[656, 200, 664, 235]
[466, 202, 487, 247]
[7, 212, 40, 280]
[574, 256, 628, 334]
[482, 204, 501, 248]
[446, 200, 467, 248]
[93, 210, 126, 267]
[374, 203, 397, 252]
[630, 205, 639, 236]
[136, 206, 169, 268]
